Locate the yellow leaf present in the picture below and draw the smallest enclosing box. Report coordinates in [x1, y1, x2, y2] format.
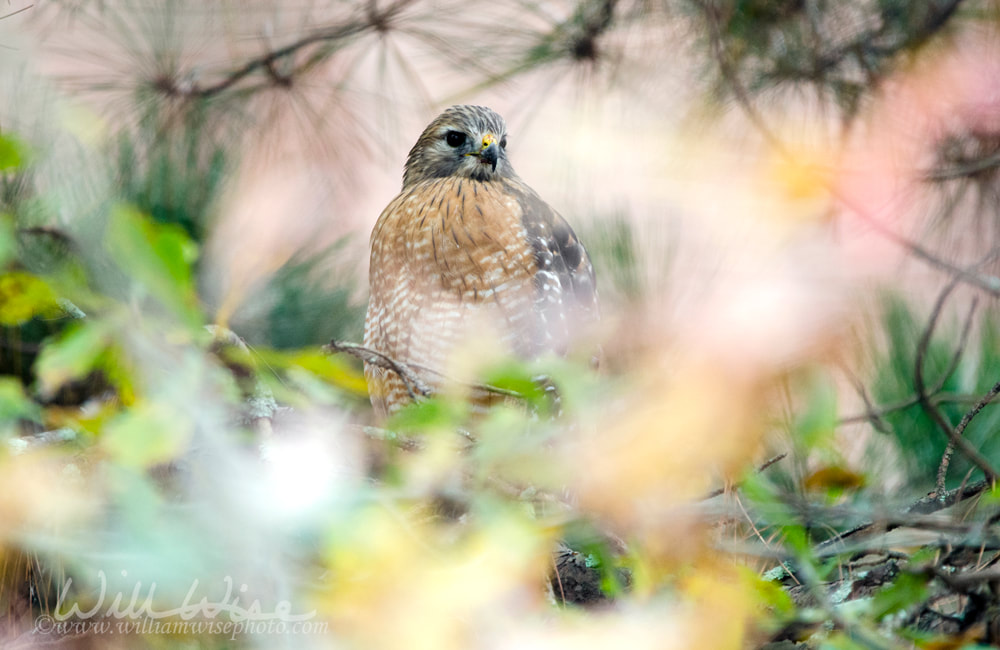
[803, 465, 866, 491]
[0, 272, 59, 325]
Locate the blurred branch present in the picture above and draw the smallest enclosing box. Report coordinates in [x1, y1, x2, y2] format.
[455, 0, 621, 99]
[926, 149, 1000, 182]
[902, 0, 967, 49]
[807, 478, 993, 555]
[697, 0, 966, 113]
[840, 390, 1000, 426]
[154, 0, 416, 99]
[914, 280, 999, 482]
[0, 5, 33, 21]
[190, 23, 367, 97]
[841, 365, 891, 433]
[926, 565, 1000, 590]
[17, 225, 77, 250]
[695, 0, 788, 155]
[844, 188, 1000, 294]
[558, 0, 618, 63]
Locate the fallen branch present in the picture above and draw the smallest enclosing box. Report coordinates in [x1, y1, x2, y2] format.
[814, 479, 993, 554]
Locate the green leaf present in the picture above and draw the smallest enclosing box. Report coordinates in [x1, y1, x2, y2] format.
[0, 133, 27, 171]
[386, 397, 464, 433]
[0, 377, 40, 424]
[981, 483, 1000, 509]
[819, 634, 872, 650]
[747, 566, 796, 618]
[870, 571, 928, 620]
[781, 524, 810, 556]
[253, 347, 369, 397]
[794, 368, 838, 451]
[34, 320, 111, 398]
[105, 205, 201, 327]
[741, 472, 797, 525]
[0, 214, 15, 268]
[101, 401, 193, 467]
[483, 361, 550, 412]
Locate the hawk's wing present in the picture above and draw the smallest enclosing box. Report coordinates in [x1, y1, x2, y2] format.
[503, 179, 599, 357]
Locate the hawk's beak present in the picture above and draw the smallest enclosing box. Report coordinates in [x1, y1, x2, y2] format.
[479, 134, 499, 172]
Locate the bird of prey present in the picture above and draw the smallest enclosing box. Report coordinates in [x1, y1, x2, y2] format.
[363, 105, 597, 419]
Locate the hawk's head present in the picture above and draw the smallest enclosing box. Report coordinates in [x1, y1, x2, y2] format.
[402, 105, 516, 188]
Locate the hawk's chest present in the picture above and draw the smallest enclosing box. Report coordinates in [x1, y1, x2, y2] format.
[370, 177, 538, 303]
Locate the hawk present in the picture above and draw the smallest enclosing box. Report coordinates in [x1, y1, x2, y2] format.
[363, 105, 598, 419]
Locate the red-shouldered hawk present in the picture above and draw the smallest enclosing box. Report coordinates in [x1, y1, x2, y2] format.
[364, 105, 598, 419]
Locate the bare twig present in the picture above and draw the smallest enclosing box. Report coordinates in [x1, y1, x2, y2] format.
[937, 438, 957, 504]
[933, 293, 978, 496]
[952, 385, 1000, 456]
[837, 393, 922, 426]
[838, 388, 1000, 427]
[938, 381, 1000, 491]
[324, 340, 432, 401]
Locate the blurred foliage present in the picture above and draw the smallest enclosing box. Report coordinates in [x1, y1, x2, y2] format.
[694, 0, 969, 116]
[0, 1, 1000, 649]
[869, 296, 1000, 487]
[870, 296, 962, 482]
[240, 245, 365, 350]
[115, 113, 227, 243]
[580, 212, 644, 304]
[0, 134, 27, 172]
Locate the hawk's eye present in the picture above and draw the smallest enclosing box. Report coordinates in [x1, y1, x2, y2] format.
[499, 136, 507, 149]
[445, 131, 466, 147]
